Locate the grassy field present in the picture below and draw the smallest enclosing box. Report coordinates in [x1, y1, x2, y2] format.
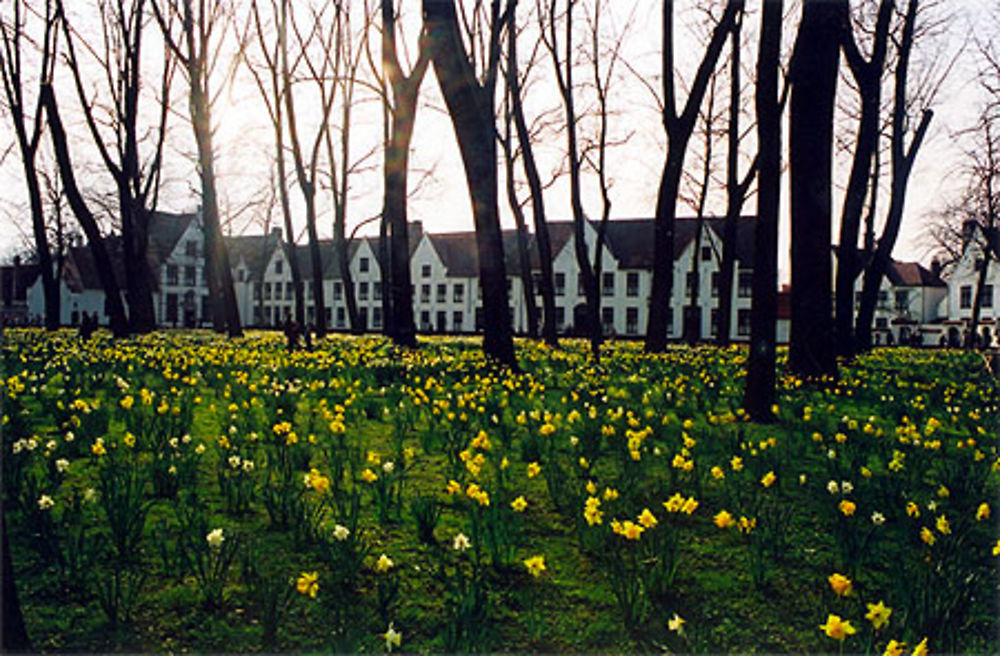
[2, 329, 998, 653]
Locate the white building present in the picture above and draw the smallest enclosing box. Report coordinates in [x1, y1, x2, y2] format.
[24, 209, 982, 345]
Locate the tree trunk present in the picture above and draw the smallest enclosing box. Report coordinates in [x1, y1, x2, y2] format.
[645, 0, 740, 353]
[22, 154, 60, 330]
[504, 143, 540, 338]
[190, 61, 242, 337]
[744, 0, 782, 422]
[855, 0, 931, 353]
[835, 0, 891, 358]
[788, 0, 843, 379]
[273, 119, 305, 328]
[508, 0, 557, 347]
[424, 0, 517, 368]
[716, 16, 747, 347]
[41, 83, 129, 337]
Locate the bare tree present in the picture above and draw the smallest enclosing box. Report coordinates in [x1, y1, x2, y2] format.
[245, 0, 304, 327]
[377, 0, 430, 347]
[41, 80, 129, 336]
[744, 0, 782, 421]
[854, 0, 934, 353]
[423, 0, 517, 368]
[788, 0, 844, 379]
[0, 0, 59, 329]
[833, 0, 892, 358]
[153, 0, 243, 337]
[280, 0, 339, 337]
[644, 0, 742, 353]
[56, 0, 173, 333]
[506, 0, 558, 346]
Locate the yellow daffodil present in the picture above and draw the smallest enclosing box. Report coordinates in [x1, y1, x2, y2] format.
[912, 637, 929, 656]
[510, 496, 528, 512]
[714, 510, 735, 529]
[935, 515, 951, 535]
[527, 462, 541, 478]
[828, 573, 852, 597]
[839, 499, 857, 516]
[883, 639, 905, 656]
[865, 600, 892, 631]
[637, 508, 658, 528]
[819, 614, 857, 641]
[760, 471, 776, 488]
[523, 555, 546, 578]
[296, 571, 319, 598]
[975, 503, 989, 521]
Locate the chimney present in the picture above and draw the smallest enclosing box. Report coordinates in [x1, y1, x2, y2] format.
[409, 221, 423, 240]
[930, 259, 942, 280]
[270, 226, 282, 240]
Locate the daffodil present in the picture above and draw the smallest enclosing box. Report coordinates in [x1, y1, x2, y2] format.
[819, 614, 857, 641]
[510, 496, 528, 512]
[760, 471, 776, 488]
[668, 613, 685, 633]
[381, 622, 402, 652]
[865, 600, 892, 630]
[523, 555, 546, 578]
[374, 553, 395, 573]
[637, 508, 658, 528]
[883, 639, 905, 656]
[912, 637, 929, 656]
[828, 573, 852, 597]
[296, 571, 319, 598]
[714, 510, 735, 528]
[975, 503, 989, 521]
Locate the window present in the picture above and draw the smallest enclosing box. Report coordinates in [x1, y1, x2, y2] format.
[237, 269, 246, 283]
[275, 259, 283, 275]
[626, 272, 639, 297]
[166, 265, 179, 285]
[711, 272, 720, 298]
[166, 293, 178, 323]
[701, 245, 712, 262]
[285, 282, 293, 300]
[437, 311, 447, 331]
[960, 285, 972, 309]
[895, 290, 909, 313]
[738, 271, 752, 298]
[334, 281, 343, 301]
[325, 307, 332, 323]
[201, 296, 210, 323]
[360, 256, 370, 273]
[337, 307, 346, 328]
[437, 283, 447, 303]
[626, 307, 639, 335]
[555, 272, 566, 297]
[374, 283, 382, 301]
[555, 306, 565, 329]
[185, 265, 197, 286]
[253, 282, 262, 300]
[738, 309, 751, 336]
[602, 272, 615, 297]
[273, 283, 282, 301]
[666, 310, 674, 335]
[421, 264, 431, 278]
[710, 309, 719, 336]
[453, 283, 464, 303]
[577, 273, 585, 296]
[453, 311, 463, 331]
[983, 284, 995, 308]
[264, 282, 272, 300]
[421, 310, 431, 330]
[373, 307, 383, 329]
[877, 290, 890, 309]
[601, 307, 615, 333]
[185, 240, 198, 257]
[359, 281, 369, 301]
[686, 272, 696, 298]
[421, 284, 431, 303]
[875, 317, 888, 329]
[532, 273, 542, 292]
[359, 307, 368, 330]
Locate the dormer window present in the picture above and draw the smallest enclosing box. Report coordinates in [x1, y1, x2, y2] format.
[275, 259, 283, 275]
[360, 256, 370, 273]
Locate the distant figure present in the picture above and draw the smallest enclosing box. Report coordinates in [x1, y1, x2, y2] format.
[283, 315, 300, 352]
[79, 312, 96, 341]
[303, 323, 314, 350]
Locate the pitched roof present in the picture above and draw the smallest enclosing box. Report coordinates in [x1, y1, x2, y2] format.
[888, 260, 946, 288]
[225, 232, 282, 280]
[147, 211, 196, 265]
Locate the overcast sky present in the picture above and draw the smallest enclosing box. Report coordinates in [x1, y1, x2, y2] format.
[0, 1, 993, 280]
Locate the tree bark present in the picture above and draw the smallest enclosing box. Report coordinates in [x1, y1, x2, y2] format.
[744, 0, 782, 421]
[834, 0, 892, 358]
[382, 0, 429, 348]
[645, 0, 741, 353]
[508, 0, 557, 346]
[855, 0, 932, 353]
[424, 0, 517, 368]
[2, 514, 30, 652]
[788, 0, 843, 379]
[41, 83, 129, 337]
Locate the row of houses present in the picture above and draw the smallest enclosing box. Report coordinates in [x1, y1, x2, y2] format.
[8, 209, 998, 345]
